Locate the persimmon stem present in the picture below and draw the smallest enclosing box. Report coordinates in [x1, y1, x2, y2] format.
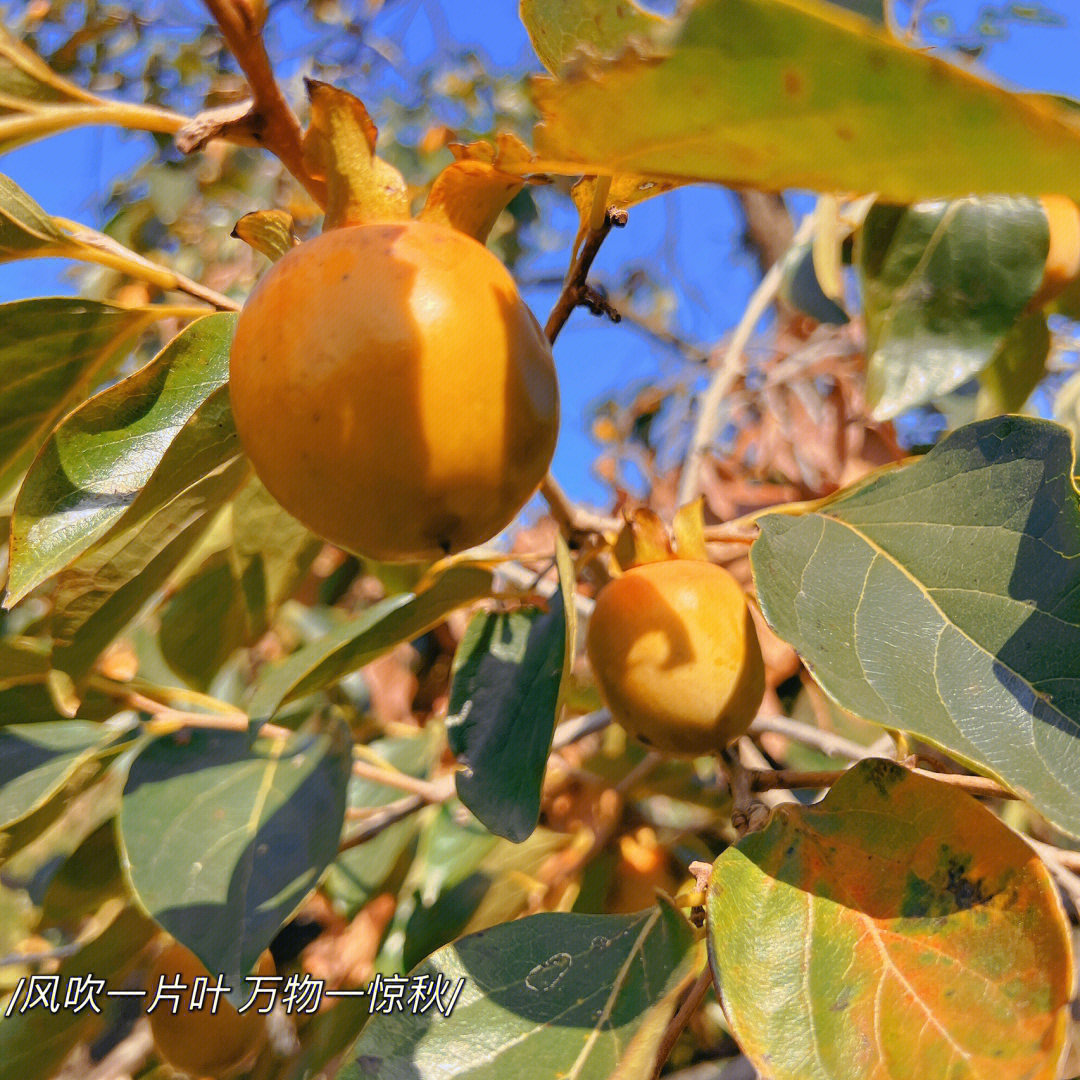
[202, 0, 327, 206]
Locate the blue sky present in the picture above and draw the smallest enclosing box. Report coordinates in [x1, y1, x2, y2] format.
[1, 1, 1077, 507]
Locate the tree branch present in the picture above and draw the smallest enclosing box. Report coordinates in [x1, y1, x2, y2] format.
[544, 207, 628, 344]
[203, 0, 326, 206]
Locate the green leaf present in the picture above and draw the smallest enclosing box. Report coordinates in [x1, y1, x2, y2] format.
[446, 544, 573, 842]
[119, 718, 352, 985]
[0, 636, 50, 688]
[325, 734, 438, 918]
[520, 0, 671, 73]
[159, 477, 320, 689]
[750, 416, 1080, 838]
[0, 721, 113, 829]
[977, 311, 1051, 417]
[0, 905, 157, 1080]
[347, 902, 701, 1080]
[247, 564, 494, 722]
[0, 172, 68, 259]
[0, 299, 153, 497]
[859, 198, 1047, 420]
[49, 454, 249, 682]
[531, 0, 1080, 203]
[7, 313, 238, 605]
[707, 759, 1072, 1080]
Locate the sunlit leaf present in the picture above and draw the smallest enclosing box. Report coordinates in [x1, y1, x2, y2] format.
[119, 718, 352, 985]
[247, 564, 494, 721]
[859, 198, 1047, 419]
[0, 299, 154, 497]
[49, 454, 249, 683]
[707, 758, 1072, 1079]
[531, 0, 1080, 203]
[751, 416, 1080, 838]
[8, 313, 238, 605]
[520, 0, 672, 73]
[0, 172, 68, 258]
[347, 901, 701, 1080]
[0, 721, 113, 829]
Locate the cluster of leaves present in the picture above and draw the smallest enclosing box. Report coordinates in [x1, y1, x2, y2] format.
[2, 2, 1080, 1079]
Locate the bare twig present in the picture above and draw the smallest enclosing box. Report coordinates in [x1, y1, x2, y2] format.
[339, 710, 614, 851]
[652, 966, 714, 1079]
[749, 766, 1018, 801]
[125, 690, 291, 740]
[203, 0, 326, 205]
[750, 714, 878, 762]
[539, 206, 629, 540]
[544, 207, 628, 344]
[677, 214, 815, 507]
[351, 758, 446, 802]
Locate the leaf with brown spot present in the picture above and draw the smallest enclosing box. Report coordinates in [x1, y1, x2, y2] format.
[707, 758, 1073, 1080]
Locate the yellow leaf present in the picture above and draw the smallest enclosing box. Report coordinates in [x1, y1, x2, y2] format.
[520, 0, 672, 73]
[302, 80, 409, 228]
[532, 0, 1080, 203]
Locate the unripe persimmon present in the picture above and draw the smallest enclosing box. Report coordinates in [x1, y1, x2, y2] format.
[147, 942, 272, 1078]
[586, 560, 765, 755]
[229, 220, 559, 562]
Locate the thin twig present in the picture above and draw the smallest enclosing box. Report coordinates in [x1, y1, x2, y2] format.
[652, 966, 713, 1079]
[539, 206, 628, 540]
[125, 690, 290, 740]
[351, 758, 445, 802]
[749, 766, 1018, 800]
[677, 214, 815, 507]
[544, 208, 628, 344]
[750, 714, 878, 762]
[338, 711, 614, 852]
[203, 0, 326, 205]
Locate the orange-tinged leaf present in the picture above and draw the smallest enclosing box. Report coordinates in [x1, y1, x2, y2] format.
[231, 209, 297, 261]
[419, 159, 524, 243]
[302, 80, 409, 229]
[531, 0, 1080, 204]
[707, 758, 1073, 1080]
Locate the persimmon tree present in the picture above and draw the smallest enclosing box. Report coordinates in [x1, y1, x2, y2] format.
[2, 2, 1080, 1079]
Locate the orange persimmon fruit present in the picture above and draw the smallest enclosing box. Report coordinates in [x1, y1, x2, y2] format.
[586, 559, 765, 755]
[229, 219, 559, 562]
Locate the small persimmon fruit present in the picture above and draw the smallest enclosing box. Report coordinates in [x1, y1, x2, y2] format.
[146, 942, 272, 1078]
[586, 559, 765, 755]
[229, 219, 558, 562]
